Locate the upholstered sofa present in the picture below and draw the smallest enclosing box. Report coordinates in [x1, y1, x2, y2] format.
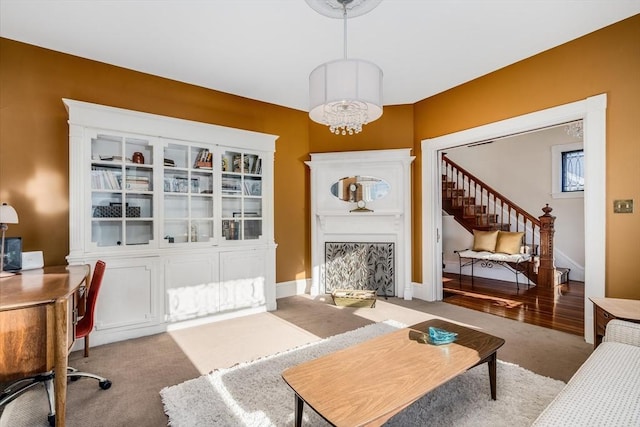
[533, 319, 640, 426]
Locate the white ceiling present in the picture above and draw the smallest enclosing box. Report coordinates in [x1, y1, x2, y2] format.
[1, 1, 639, 112]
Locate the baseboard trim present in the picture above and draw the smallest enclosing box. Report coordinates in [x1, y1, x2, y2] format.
[276, 279, 311, 299]
[276, 279, 434, 303]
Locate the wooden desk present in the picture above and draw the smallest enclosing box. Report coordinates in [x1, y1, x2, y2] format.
[590, 297, 640, 349]
[0, 265, 90, 427]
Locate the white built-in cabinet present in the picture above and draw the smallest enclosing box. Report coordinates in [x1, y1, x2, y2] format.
[64, 99, 277, 346]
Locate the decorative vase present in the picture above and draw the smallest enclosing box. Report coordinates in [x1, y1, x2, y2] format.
[132, 152, 144, 164]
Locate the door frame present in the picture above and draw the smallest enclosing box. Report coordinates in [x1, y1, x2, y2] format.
[421, 94, 606, 343]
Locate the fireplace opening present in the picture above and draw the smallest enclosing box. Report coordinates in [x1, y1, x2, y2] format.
[322, 242, 395, 296]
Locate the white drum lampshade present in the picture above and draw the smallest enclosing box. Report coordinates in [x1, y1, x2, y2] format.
[309, 58, 383, 135]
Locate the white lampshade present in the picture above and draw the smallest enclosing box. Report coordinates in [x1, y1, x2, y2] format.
[0, 203, 19, 224]
[309, 58, 383, 135]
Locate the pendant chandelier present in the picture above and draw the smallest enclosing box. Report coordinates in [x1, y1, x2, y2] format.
[306, 0, 383, 135]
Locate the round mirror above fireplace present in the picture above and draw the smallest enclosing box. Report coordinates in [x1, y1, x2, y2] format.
[330, 176, 390, 203]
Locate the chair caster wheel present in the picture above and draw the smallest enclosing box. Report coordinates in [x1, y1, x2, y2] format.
[99, 379, 112, 390]
[48, 414, 56, 426]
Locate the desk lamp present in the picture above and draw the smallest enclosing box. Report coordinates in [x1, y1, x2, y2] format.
[0, 203, 19, 278]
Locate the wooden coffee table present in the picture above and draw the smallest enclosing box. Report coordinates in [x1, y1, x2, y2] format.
[282, 319, 505, 426]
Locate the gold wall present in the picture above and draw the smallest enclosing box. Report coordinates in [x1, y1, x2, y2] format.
[413, 14, 640, 298]
[0, 38, 314, 283]
[1, 13, 638, 298]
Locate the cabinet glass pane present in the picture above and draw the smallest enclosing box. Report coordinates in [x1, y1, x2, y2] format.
[92, 193, 123, 218]
[92, 221, 122, 247]
[163, 143, 215, 246]
[164, 170, 189, 193]
[244, 176, 262, 196]
[125, 166, 152, 191]
[164, 220, 188, 244]
[221, 174, 241, 195]
[191, 220, 213, 242]
[244, 220, 262, 240]
[221, 151, 241, 173]
[220, 150, 263, 242]
[192, 196, 213, 218]
[222, 219, 240, 241]
[191, 172, 213, 194]
[192, 147, 212, 170]
[125, 137, 153, 165]
[125, 194, 153, 218]
[164, 144, 188, 169]
[164, 195, 188, 218]
[91, 134, 123, 161]
[126, 221, 153, 245]
[221, 197, 242, 218]
[244, 199, 262, 217]
[90, 134, 154, 249]
[92, 165, 122, 190]
[242, 154, 262, 175]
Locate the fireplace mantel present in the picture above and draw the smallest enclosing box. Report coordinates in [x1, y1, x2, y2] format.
[306, 149, 415, 299]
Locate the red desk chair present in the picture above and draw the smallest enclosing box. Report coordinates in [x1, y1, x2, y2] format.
[76, 259, 106, 357]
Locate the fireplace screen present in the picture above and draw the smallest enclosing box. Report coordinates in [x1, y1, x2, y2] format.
[323, 242, 394, 296]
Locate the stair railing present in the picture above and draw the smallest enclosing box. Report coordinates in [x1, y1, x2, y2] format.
[442, 154, 541, 255]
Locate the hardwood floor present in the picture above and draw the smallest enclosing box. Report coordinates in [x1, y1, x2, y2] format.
[442, 272, 584, 336]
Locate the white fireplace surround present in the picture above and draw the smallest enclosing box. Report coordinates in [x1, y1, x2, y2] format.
[306, 149, 415, 299]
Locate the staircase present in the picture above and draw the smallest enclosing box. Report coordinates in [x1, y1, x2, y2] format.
[442, 154, 556, 286]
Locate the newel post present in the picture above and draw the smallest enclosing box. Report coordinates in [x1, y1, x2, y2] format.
[537, 204, 556, 288]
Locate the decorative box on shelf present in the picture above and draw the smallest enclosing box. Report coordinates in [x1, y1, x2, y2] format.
[331, 289, 377, 308]
[93, 204, 141, 218]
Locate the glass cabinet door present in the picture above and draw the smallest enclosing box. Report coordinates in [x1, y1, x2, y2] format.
[90, 134, 154, 247]
[163, 143, 214, 244]
[221, 150, 262, 241]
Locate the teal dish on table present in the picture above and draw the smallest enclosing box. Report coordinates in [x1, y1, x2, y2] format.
[426, 326, 458, 345]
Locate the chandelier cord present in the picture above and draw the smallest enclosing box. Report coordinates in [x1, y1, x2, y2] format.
[342, 3, 348, 59]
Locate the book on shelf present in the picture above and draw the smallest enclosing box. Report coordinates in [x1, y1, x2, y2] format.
[98, 155, 126, 162]
[125, 175, 150, 191]
[243, 180, 262, 196]
[244, 154, 262, 174]
[164, 158, 175, 167]
[91, 169, 122, 190]
[232, 154, 242, 172]
[222, 177, 241, 193]
[127, 175, 149, 182]
[194, 149, 212, 169]
[125, 183, 150, 191]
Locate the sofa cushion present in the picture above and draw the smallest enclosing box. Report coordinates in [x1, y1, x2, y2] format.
[532, 341, 640, 426]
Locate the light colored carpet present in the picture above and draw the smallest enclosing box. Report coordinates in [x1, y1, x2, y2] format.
[161, 320, 565, 427]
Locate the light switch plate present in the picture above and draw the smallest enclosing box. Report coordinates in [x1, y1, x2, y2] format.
[613, 199, 633, 213]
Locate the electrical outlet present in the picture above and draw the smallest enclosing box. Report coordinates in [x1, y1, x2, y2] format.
[613, 199, 633, 214]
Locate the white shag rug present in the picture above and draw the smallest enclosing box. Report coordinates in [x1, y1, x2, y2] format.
[160, 320, 565, 427]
